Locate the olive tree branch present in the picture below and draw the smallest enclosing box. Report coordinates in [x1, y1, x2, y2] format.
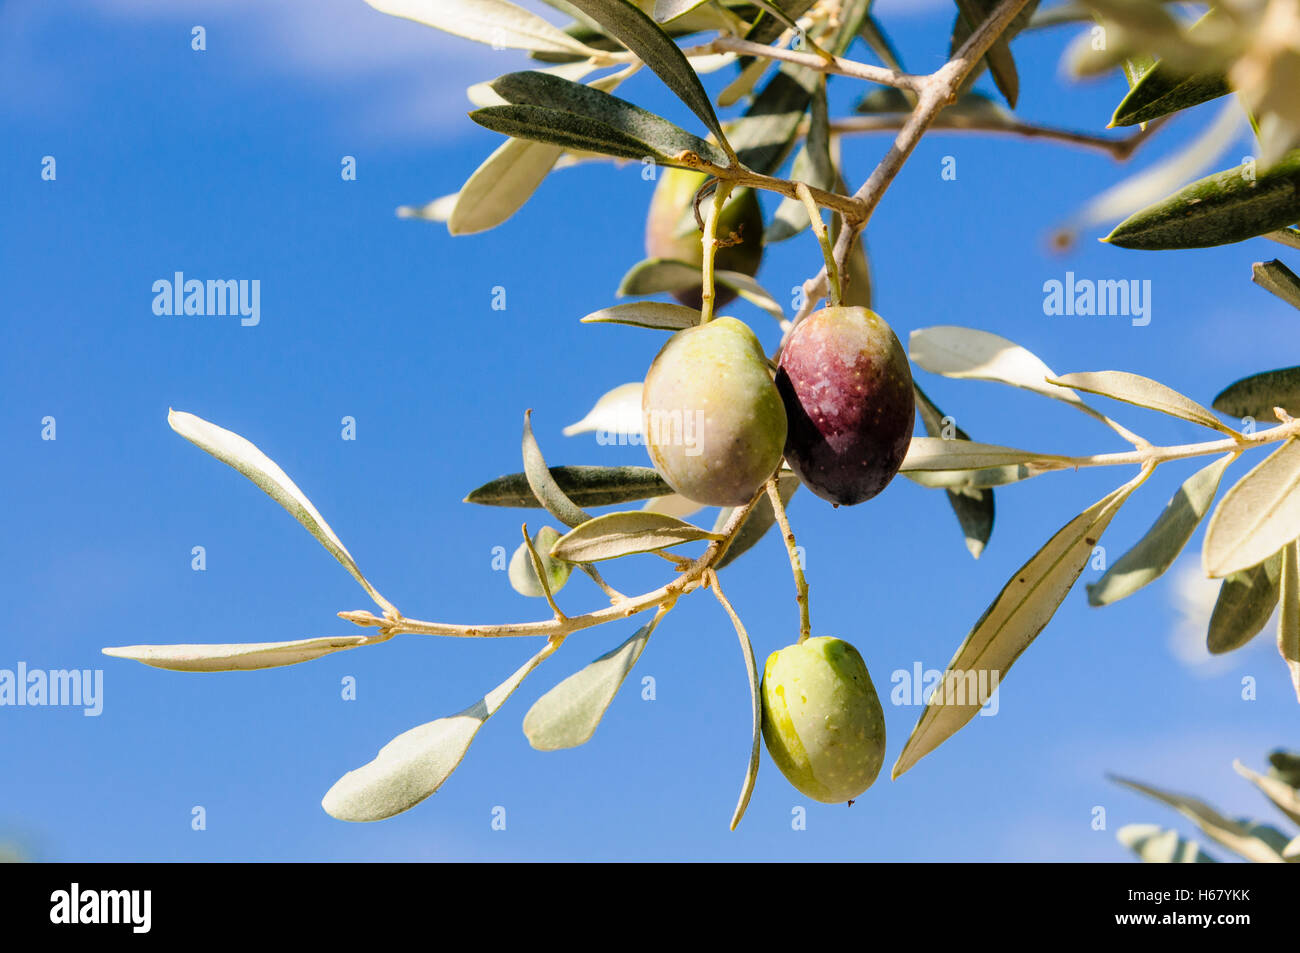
[696, 35, 925, 91]
[338, 487, 767, 640]
[766, 475, 810, 644]
[700, 180, 736, 323]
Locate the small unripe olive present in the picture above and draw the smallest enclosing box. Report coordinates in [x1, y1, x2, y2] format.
[642, 317, 787, 506]
[508, 526, 570, 598]
[645, 168, 764, 310]
[776, 306, 914, 506]
[760, 636, 886, 804]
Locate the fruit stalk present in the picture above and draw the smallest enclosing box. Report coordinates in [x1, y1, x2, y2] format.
[766, 475, 811, 644]
[699, 180, 735, 324]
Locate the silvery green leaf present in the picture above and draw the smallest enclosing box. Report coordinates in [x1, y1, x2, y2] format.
[712, 582, 760, 831]
[323, 645, 550, 822]
[617, 257, 701, 297]
[1203, 439, 1300, 577]
[909, 326, 1089, 410]
[714, 470, 799, 569]
[396, 193, 457, 222]
[551, 511, 719, 562]
[951, 0, 1036, 108]
[716, 271, 784, 321]
[641, 493, 704, 519]
[1050, 371, 1236, 434]
[364, 0, 599, 55]
[739, 0, 817, 59]
[894, 475, 1143, 779]
[523, 611, 662, 750]
[728, 63, 819, 175]
[765, 80, 833, 243]
[902, 465, 1037, 489]
[1253, 259, 1300, 313]
[1087, 454, 1234, 606]
[449, 139, 564, 235]
[1110, 775, 1289, 863]
[563, 382, 643, 438]
[1207, 552, 1282, 655]
[1117, 824, 1218, 863]
[102, 635, 369, 673]
[1278, 540, 1300, 701]
[580, 301, 699, 330]
[900, 437, 1069, 473]
[1109, 10, 1229, 127]
[509, 526, 572, 598]
[1212, 367, 1300, 420]
[522, 410, 591, 529]
[1233, 759, 1300, 826]
[914, 383, 994, 559]
[167, 410, 392, 612]
[718, 56, 771, 108]
[652, 0, 708, 22]
[465, 465, 674, 508]
[562, 0, 728, 145]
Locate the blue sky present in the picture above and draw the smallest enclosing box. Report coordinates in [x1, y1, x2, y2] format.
[3, 0, 1298, 861]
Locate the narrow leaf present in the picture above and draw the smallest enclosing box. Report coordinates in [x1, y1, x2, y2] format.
[1089, 454, 1233, 606]
[894, 475, 1143, 779]
[1207, 551, 1282, 654]
[1105, 148, 1300, 250]
[1233, 759, 1300, 826]
[900, 437, 1069, 473]
[167, 410, 391, 612]
[523, 411, 592, 529]
[765, 80, 833, 243]
[716, 270, 785, 320]
[322, 645, 549, 822]
[914, 383, 994, 559]
[364, 0, 599, 55]
[102, 636, 368, 673]
[1110, 10, 1230, 127]
[910, 326, 1088, 409]
[580, 301, 699, 330]
[1212, 366, 1300, 420]
[713, 583, 761, 831]
[714, 471, 799, 569]
[563, 382, 644, 437]
[1253, 259, 1300, 313]
[1050, 371, 1236, 434]
[551, 510, 719, 562]
[1117, 824, 1218, 863]
[465, 465, 674, 508]
[1279, 540, 1300, 701]
[449, 139, 563, 235]
[727, 62, 819, 175]
[1203, 438, 1300, 577]
[618, 257, 704, 296]
[1110, 775, 1288, 863]
[523, 611, 662, 750]
[563, 0, 727, 144]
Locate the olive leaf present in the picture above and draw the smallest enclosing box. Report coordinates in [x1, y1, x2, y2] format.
[563, 382, 644, 437]
[1278, 540, 1300, 702]
[716, 271, 784, 320]
[914, 383, 995, 560]
[580, 301, 699, 330]
[550, 511, 720, 562]
[1212, 366, 1300, 420]
[101, 635, 369, 673]
[641, 492, 704, 519]
[1202, 438, 1300, 578]
[1049, 371, 1237, 435]
[727, 63, 819, 175]
[562, 0, 729, 146]
[618, 257, 701, 296]
[167, 409, 392, 613]
[909, 326, 1090, 410]
[1270, 749, 1300, 787]
[1233, 759, 1300, 826]
[465, 465, 674, 508]
[902, 465, 1037, 489]
[1253, 259, 1300, 313]
[1087, 454, 1234, 606]
[951, 0, 1037, 108]
[523, 610, 664, 750]
[1104, 148, 1300, 250]
[740, 0, 818, 58]
[1207, 551, 1282, 655]
[472, 71, 729, 168]
[859, 12, 905, 73]
[765, 79, 834, 243]
[363, 0, 601, 56]
[322, 644, 551, 822]
[1117, 824, 1218, 863]
[712, 582, 760, 831]
[1267, 227, 1300, 250]
[893, 474, 1144, 779]
[1110, 775, 1290, 863]
[900, 437, 1070, 473]
[396, 193, 457, 223]
[714, 470, 799, 569]
[1109, 11, 1230, 127]
[652, 0, 708, 21]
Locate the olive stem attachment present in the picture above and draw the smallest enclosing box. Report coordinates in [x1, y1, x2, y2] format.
[521, 523, 567, 621]
[766, 475, 811, 644]
[795, 182, 841, 308]
[699, 180, 736, 324]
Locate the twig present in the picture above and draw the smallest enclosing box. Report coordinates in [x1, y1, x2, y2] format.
[766, 476, 810, 644]
[830, 114, 1157, 160]
[700, 35, 924, 91]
